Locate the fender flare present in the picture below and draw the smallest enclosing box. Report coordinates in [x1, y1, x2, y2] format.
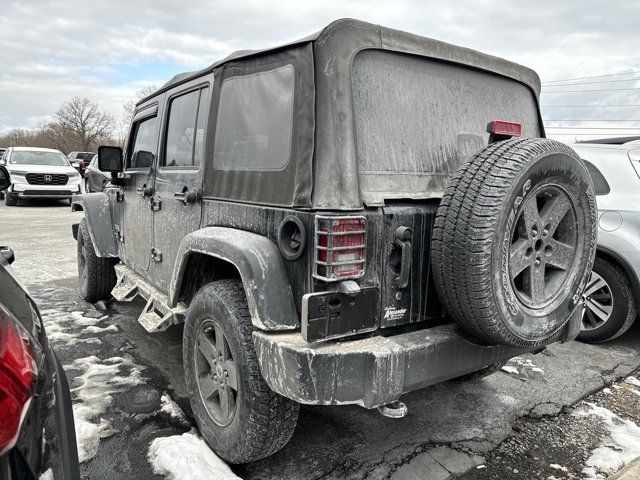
[169, 227, 298, 331]
[71, 193, 118, 258]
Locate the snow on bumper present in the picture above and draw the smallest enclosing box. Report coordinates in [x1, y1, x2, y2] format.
[253, 324, 529, 409]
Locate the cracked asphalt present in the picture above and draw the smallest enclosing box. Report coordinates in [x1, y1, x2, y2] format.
[2, 199, 639, 479]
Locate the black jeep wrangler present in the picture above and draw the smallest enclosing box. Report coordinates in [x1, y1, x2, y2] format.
[71, 19, 596, 463]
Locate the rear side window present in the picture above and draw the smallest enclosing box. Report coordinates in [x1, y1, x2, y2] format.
[127, 116, 159, 169]
[583, 160, 610, 195]
[213, 65, 294, 171]
[163, 87, 209, 168]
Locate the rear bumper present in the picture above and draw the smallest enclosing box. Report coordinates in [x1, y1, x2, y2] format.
[254, 308, 583, 409]
[254, 324, 529, 408]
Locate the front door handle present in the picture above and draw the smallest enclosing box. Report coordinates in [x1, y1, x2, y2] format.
[394, 227, 412, 289]
[173, 190, 199, 205]
[137, 185, 153, 197]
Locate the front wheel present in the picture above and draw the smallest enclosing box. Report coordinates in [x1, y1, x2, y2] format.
[77, 218, 117, 302]
[578, 257, 637, 343]
[183, 280, 299, 464]
[4, 192, 17, 206]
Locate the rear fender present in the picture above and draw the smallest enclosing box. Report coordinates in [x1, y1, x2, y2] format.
[170, 227, 298, 331]
[71, 193, 118, 258]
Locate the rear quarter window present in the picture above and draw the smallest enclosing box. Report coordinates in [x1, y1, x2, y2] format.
[213, 65, 294, 172]
[583, 160, 611, 195]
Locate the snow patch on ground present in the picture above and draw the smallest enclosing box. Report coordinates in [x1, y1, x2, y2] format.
[148, 431, 241, 480]
[65, 355, 145, 462]
[625, 376, 640, 387]
[160, 392, 187, 422]
[501, 356, 545, 376]
[574, 402, 640, 479]
[40, 309, 116, 346]
[501, 365, 519, 375]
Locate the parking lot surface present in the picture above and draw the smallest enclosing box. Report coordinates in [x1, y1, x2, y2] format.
[1, 199, 639, 479]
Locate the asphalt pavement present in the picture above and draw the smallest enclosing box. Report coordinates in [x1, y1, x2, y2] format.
[1, 198, 639, 479]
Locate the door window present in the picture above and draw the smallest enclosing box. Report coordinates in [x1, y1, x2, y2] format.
[163, 87, 209, 168]
[127, 116, 159, 169]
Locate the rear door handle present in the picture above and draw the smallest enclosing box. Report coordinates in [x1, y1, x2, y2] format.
[173, 190, 198, 205]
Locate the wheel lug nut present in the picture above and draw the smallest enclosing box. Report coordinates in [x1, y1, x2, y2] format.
[224, 371, 228, 377]
[532, 229, 537, 237]
[543, 229, 548, 236]
[535, 259, 541, 266]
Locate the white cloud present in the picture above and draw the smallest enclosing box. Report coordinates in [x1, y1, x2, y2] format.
[0, 0, 638, 135]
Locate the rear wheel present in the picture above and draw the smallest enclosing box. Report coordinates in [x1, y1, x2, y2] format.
[432, 138, 597, 347]
[183, 280, 299, 463]
[578, 257, 637, 343]
[77, 218, 117, 302]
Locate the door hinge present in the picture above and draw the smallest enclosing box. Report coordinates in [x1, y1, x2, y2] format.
[149, 195, 161, 211]
[151, 248, 162, 263]
[114, 225, 124, 243]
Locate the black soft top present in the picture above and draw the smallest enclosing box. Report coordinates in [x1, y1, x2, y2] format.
[145, 18, 541, 104]
[140, 19, 543, 210]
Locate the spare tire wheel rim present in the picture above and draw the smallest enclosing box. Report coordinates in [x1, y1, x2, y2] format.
[194, 319, 239, 427]
[509, 183, 578, 310]
[580, 271, 613, 331]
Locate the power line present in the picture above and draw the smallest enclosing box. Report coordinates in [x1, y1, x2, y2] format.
[543, 87, 640, 93]
[545, 126, 640, 130]
[542, 70, 640, 84]
[542, 105, 640, 107]
[542, 78, 640, 87]
[544, 119, 640, 122]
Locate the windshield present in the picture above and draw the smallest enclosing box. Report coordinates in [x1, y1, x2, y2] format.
[9, 150, 70, 166]
[77, 152, 95, 161]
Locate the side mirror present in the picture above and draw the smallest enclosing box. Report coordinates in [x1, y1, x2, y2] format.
[0, 166, 10, 191]
[0, 159, 6, 166]
[0, 246, 15, 265]
[98, 146, 124, 173]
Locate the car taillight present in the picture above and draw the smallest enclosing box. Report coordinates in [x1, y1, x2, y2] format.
[314, 215, 367, 281]
[0, 311, 37, 456]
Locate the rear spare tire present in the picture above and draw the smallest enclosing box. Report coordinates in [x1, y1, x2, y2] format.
[432, 138, 597, 347]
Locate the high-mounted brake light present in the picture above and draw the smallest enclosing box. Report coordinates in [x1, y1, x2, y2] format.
[314, 216, 367, 281]
[0, 310, 37, 456]
[487, 120, 522, 138]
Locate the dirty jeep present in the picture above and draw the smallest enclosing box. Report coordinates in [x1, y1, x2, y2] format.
[71, 19, 596, 463]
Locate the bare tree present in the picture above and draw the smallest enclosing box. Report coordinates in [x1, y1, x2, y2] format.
[49, 97, 114, 152]
[122, 85, 158, 128]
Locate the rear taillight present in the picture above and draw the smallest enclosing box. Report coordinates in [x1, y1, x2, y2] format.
[314, 215, 367, 281]
[0, 311, 37, 456]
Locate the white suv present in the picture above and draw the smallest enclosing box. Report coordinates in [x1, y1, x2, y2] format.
[3, 147, 82, 206]
[569, 137, 640, 342]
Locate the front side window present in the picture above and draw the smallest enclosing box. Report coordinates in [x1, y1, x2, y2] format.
[127, 116, 159, 169]
[213, 65, 294, 172]
[163, 87, 209, 168]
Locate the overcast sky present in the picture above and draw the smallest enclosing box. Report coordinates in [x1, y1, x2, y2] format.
[1, 0, 639, 141]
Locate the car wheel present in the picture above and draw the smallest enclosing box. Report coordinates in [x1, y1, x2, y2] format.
[4, 193, 17, 206]
[183, 279, 299, 463]
[431, 138, 597, 347]
[85, 178, 91, 193]
[577, 257, 637, 343]
[77, 218, 118, 302]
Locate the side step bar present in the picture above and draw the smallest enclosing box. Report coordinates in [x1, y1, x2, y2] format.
[111, 263, 187, 333]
